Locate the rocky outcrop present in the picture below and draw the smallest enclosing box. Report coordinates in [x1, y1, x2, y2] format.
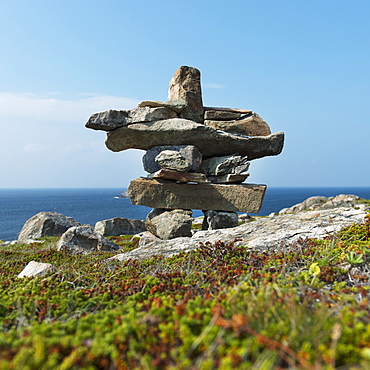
[109, 202, 369, 261]
[128, 178, 266, 213]
[57, 225, 119, 254]
[279, 194, 361, 214]
[18, 212, 81, 242]
[94, 217, 146, 236]
[145, 208, 193, 240]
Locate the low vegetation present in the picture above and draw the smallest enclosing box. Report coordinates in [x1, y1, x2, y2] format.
[0, 215, 370, 369]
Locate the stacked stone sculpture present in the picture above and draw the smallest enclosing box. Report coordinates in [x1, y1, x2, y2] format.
[85, 66, 284, 240]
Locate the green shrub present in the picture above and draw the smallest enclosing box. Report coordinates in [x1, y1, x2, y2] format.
[0, 215, 369, 369]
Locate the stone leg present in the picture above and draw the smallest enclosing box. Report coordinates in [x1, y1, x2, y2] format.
[145, 208, 193, 240]
[202, 210, 239, 230]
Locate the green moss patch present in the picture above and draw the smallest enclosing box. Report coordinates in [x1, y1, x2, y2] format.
[0, 215, 369, 368]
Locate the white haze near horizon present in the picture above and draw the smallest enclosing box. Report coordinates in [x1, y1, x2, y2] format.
[0, 93, 147, 188]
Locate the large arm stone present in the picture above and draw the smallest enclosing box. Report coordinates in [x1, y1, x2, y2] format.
[85, 106, 177, 131]
[128, 178, 266, 213]
[105, 118, 284, 160]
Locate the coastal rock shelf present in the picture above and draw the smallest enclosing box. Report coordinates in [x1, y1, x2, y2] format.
[85, 66, 285, 240]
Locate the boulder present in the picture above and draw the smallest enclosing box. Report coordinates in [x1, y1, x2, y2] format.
[137, 231, 161, 247]
[201, 155, 250, 176]
[85, 106, 177, 131]
[18, 212, 81, 242]
[148, 169, 209, 183]
[128, 178, 266, 213]
[57, 225, 119, 254]
[155, 150, 191, 172]
[94, 217, 146, 236]
[204, 113, 271, 137]
[142, 145, 202, 173]
[239, 213, 253, 221]
[18, 261, 56, 278]
[168, 66, 203, 123]
[105, 118, 285, 160]
[202, 210, 239, 230]
[145, 208, 193, 240]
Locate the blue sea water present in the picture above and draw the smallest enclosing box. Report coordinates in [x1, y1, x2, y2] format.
[0, 187, 369, 241]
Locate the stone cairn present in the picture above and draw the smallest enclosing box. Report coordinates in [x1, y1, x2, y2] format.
[85, 66, 285, 240]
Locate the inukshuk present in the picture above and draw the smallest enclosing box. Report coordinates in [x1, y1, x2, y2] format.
[85, 66, 284, 239]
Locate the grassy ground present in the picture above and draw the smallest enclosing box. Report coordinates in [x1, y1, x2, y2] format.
[0, 214, 369, 369]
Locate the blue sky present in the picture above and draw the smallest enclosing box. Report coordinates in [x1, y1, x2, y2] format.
[1, 0, 369, 188]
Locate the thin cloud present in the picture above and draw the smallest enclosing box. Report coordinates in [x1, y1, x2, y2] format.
[203, 83, 225, 89]
[23, 143, 46, 153]
[0, 92, 140, 123]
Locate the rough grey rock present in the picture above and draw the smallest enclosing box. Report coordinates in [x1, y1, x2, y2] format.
[168, 66, 203, 123]
[202, 210, 239, 230]
[57, 225, 119, 254]
[279, 194, 361, 214]
[85, 109, 129, 131]
[85, 106, 177, 131]
[145, 208, 193, 240]
[207, 174, 249, 184]
[155, 150, 191, 172]
[105, 118, 284, 160]
[138, 100, 187, 113]
[204, 110, 241, 120]
[18, 261, 56, 278]
[128, 106, 177, 123]
[142, 145, 202, 173]
[204, 113, 271, 137]
[94, 217, 146, 236]
[108, 203, 369, 261]
[137, 231, 161, 247]
[18, 212, 81, 242]
[201, 154, 250, 176]
[239, 213, 253, 221]
[128, 178, 266, 213]
[148, 169, 209, 183]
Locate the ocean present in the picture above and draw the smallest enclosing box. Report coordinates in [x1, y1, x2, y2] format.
[1, 187, 370, 242]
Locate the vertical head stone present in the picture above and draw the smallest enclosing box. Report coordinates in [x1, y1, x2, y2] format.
[168, 66, 204, 123]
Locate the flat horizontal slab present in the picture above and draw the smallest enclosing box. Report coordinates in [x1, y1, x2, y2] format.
[105, 118, 284, 160]
[128, 178, 266, 213]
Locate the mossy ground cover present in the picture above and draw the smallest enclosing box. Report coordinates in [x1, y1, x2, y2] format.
[0, 215, 370, 369]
